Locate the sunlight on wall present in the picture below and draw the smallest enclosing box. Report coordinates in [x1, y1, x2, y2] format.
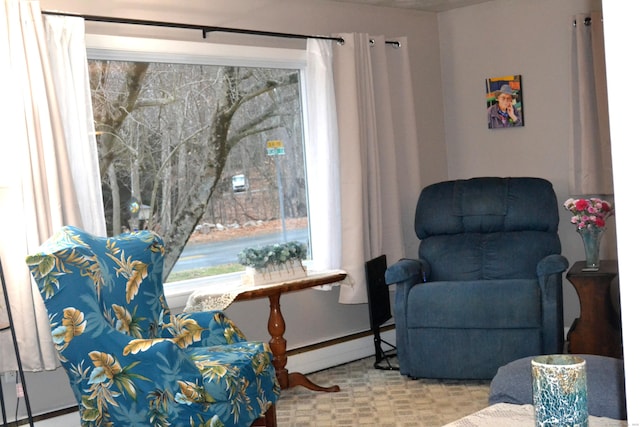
[602, 0, 640, 424]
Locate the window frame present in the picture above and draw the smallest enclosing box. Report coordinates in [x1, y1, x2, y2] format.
[85, 34, 312, 309]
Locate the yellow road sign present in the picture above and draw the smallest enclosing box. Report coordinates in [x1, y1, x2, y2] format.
[267, 140, 285, 155]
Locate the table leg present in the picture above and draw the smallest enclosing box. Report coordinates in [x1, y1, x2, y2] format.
[267, 293, 289, 388]
[267, 293, 340, 392]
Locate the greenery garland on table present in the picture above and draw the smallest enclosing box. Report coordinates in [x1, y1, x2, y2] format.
[237, 241, 308, 272]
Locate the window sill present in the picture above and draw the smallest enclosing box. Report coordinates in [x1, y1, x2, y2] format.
[164, 271, 244, 311]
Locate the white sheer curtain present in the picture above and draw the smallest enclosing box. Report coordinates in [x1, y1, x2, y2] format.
[45, 15, 106, 234]
[323, 33, 420, 304]
[570, 11, 616, 259]
[0, 0, 104, 372]
[305, 39, 342, 272]
[570, 11, 614, 196]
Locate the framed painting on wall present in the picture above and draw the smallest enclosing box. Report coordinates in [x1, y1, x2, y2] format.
[486, 75, 524, 129]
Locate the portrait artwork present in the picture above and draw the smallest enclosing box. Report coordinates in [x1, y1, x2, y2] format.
[486, 75, 524, 129]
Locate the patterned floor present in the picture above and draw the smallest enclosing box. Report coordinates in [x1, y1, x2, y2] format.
[36, 356, 490, 427]
[277, 356, 491, 426]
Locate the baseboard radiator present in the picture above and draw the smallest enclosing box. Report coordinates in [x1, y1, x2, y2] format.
[287, 326, 396, 374]
[16, 327, 397, 425]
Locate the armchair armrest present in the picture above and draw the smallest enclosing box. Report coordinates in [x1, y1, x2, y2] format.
[161, 310, 247, 348]
[385, 258, 430, 285]
[536, 254, 569, 277]
[536, 254, 568, 354]
[384, 257, 429, 377]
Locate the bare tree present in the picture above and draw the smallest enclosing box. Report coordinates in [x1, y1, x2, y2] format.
[89, 60, 301, 277]
[89, 61, 149, 233]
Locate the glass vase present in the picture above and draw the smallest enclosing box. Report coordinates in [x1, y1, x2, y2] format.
[578, 226, 604, 272]
[531, 355, 588, 427]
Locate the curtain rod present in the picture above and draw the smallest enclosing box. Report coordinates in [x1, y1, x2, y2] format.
[42, 11, 401, 47]
[573, 16, 602, 27]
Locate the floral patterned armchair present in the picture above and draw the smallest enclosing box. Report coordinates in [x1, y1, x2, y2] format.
[26, 225, 279, 427]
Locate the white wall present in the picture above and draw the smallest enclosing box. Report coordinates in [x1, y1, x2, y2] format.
[438, 0, 610, 327]
[11, 0, 629, 420]
[602, 1, 639, 423]
[7, 0, 446, 418]
[441, 0, 636, 417]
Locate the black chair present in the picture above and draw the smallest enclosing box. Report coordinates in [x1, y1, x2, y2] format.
[365, 255, 398, 370]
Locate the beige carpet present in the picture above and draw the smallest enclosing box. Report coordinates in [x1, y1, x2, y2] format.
[35, 356, 490, 427]
[277, 356, 491, 426]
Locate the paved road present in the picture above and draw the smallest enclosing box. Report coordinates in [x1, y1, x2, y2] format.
[172, 228, 309, 272]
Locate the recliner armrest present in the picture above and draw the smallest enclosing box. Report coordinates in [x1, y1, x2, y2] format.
[536, 254, 569, 277]
[385, 258, 430, 285]
[536, 253, 568, 354]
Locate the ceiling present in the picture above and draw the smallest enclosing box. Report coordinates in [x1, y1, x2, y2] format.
[324, 0, 495, 12]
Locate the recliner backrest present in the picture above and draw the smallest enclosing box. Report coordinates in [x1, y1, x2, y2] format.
[415, 177, 561, 281]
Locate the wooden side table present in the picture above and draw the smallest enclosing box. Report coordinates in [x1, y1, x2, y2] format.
[234, 271, 347, 393]
[185, 270, 348, 392]
[566, 260, 622, 358]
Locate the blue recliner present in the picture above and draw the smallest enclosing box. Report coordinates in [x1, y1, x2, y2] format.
[385, 177, 568, 380]
[26, 226, 279, 427]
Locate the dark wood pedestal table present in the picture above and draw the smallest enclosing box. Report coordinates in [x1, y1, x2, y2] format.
[566, 260, 622, 358]
[234, 271, 347, 392]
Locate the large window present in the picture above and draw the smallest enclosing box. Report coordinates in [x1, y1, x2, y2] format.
[87, 36, 310, 287]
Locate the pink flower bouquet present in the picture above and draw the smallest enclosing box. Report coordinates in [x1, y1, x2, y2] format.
[563, 197, 614, 229]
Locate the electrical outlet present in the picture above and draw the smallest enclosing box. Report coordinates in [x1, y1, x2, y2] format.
[16, 382, 24, 397]
[2, 371, 16, 383]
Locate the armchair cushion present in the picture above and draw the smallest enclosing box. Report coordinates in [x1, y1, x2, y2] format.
[185, 341, 274, 406]
[407, 279, 541, 329]
[415, 177, 559, 238]
[420, 232, 560, 281]
[452, 176, 508, 217]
